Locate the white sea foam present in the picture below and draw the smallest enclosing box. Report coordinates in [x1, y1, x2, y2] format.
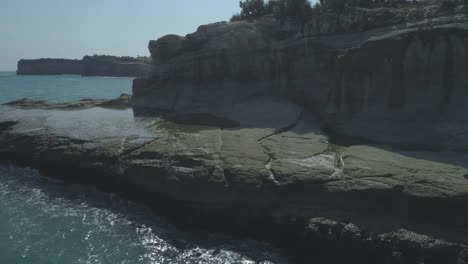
[0, 165, 289, 264]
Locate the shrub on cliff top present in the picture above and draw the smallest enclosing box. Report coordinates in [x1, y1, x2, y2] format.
[231, 0, 314, 22]
[230, 0, 267, 21]
[240, 0, 267, 18]
[83, 55, 151, 64]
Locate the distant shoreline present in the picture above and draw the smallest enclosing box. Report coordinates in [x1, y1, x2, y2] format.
[17, 55, 152, 77]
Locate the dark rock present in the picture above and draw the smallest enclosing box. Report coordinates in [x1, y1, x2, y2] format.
[17, 57, 151, 77]
[0, 121, 18, 133]
[459, 248, 468, 264]
[17, 59, 82, 75]
[300, 218, 467, 264]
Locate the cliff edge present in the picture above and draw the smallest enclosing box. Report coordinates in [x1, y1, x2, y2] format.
[17, 59, 83, 75]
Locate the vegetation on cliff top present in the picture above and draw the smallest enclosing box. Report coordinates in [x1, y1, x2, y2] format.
[230, 0, 316, 22]
[83, 54, 151, 64]
[231, 0, 468, 22]
[229, 0, 400, 24]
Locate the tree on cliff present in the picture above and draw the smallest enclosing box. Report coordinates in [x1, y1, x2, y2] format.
[237, 0, 267, 20]
[271, 0, 312, 20]
[231, 0, 313, 21]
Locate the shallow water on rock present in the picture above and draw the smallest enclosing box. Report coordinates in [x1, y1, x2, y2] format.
[0, 106, 155, 140]
[0, 166, 289, 264]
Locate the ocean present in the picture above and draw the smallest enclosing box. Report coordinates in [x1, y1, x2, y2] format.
[0, 72, 288, 264]
[0, 72, 133, 104]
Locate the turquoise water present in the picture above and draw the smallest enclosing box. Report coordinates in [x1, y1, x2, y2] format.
[0, 74, 289, 263]
[0, 71, 133, 103]
[0, 166, 287, 264]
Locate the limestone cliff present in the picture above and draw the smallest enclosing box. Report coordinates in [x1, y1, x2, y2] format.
[17, 56, 152, 77]
[81, 56, 152, 77]
[4, 3, 468, 261]
[132, 1, 468, 150]
[17, 59, 83, 75]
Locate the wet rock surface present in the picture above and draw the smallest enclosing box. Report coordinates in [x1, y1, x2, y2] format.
[1, 97, 467, 263]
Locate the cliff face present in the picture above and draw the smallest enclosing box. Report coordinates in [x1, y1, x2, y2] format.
[5, 3, 468, 262]
[17, 57, 152, 77]
[132, 2, 468, 150]
[81, 56, 152, 77]
[17, 59, 83, 75]
[328, 24, 468, 150]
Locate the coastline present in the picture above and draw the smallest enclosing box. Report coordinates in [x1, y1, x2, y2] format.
[1, 97, 467, 263]
[16, 56, 152, 77]
[2, 1, 468, 262]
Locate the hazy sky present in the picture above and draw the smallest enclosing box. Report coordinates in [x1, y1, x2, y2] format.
[0, 0, 242, 70]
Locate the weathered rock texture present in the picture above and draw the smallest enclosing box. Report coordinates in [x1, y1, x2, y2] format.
[5, 1, 468, 263]
[1, 97, 468, 263]
[133, 1, 468, 151]
[126, 2, 468, 261]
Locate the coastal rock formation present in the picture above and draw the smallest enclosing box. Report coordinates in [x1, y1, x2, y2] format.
[81, 56, 152, 77]
[1, 97, 468, 263]
[17, 56, 151, 77]
[17, 59, 83, 75]
[4, 1, 468, 263]
[133, 1, 468, 151]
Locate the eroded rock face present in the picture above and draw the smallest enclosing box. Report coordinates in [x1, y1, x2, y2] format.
[133, 3, 468, 151]
[4, 2, 468, 263]
[301, 217, 468, 264]
[1, 95, 468, 263]
[327, 24, 468, 150]
[133, 20, 336, 129]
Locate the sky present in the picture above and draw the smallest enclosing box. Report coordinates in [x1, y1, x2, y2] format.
[0, 0, 242, 71]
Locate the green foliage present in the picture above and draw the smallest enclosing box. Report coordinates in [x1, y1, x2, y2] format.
[231, 0, 315, 22]
[239, 0, 267, 18]
[83, 55, 151, 64]
[230, 13, 243, 22]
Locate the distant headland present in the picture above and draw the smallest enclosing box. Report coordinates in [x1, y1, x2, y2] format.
[17, 55, 152, 77]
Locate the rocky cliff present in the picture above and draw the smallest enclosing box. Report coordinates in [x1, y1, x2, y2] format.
[4, 1, 468, 263]
[17, 56, 152, 77]
[81, 56, 152, 77]
[17, 59, 83, 75]
[133, 1, 468, 151]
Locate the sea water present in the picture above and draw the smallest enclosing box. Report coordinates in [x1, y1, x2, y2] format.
[0, 72, 133, 103]
[0, 72, 289, 263]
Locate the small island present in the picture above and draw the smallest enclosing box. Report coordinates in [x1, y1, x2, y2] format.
[17, 55, 152, 77]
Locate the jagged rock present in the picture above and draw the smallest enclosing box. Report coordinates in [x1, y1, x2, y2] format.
[301, 217, 467, 264]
